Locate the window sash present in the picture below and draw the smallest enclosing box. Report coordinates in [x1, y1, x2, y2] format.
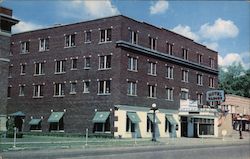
[127, 82, 137, 96]
[182, 70, 188, 82]
[100, 29, 112, 42]
[148, 85, 156, 98]
[21, 42, 29, 53]
[98, 80, 111, 94]
[181, 91, 188, 100]
[19, 86, 24, 96]
[54, 83, 64, 96]
[99, 55, 111, 69]
[65, 34, 75, 47]
[197, 74, 203, 85]
[35, 63, 44, 75]
[85, 31, 91, 42]
[83, 81, 90, 93]
[71, 59, 77, 69]
[166, 88, 173, 100]
[130, 31, 138, 44]
[166, 66, 173, 79]
[39, 38, 49, 51]
[55, 60, 66, 73]
[20, 64, 26, 74]
[70, 83, 76, 93]
[128, 57, 137, 71]
[84, 57, 91, 68]
[33, 85, 43, 97]
[167, 43, 173, 55]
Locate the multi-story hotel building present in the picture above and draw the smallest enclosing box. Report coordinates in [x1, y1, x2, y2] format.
[7, 15, 222, 138]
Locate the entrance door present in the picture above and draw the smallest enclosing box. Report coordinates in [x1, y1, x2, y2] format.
[193, 123, 198, 138]
[181, 117, 188, 137]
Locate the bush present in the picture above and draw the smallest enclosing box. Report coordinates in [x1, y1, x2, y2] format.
[6, 132, 23, 138]
[22, 132, 114, 138]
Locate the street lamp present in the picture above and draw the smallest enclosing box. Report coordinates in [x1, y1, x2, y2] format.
[239, 113, 243, 139]
[150, 103, 158, 142]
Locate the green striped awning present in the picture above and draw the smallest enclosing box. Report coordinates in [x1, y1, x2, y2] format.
[29, 119, 41, 125]
[92, 112, 110, 123]
[48, 112, 64, 123]
[127, 112, 141, 123]
[147, 113, 161, 124]
[166, 115, 178, 125]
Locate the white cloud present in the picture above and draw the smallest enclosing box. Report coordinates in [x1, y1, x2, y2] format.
[12, 21, 44, 33]
[202, 42, 219, 51]
[218, 53, 250, 70]
[150, 0, 169, 15]
[172, 25, 199, 41]
[199, 18, 239, 41]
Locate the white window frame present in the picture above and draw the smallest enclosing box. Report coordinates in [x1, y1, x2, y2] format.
[209, 77, 215, 88]
[183, 48, 188, 60]
[182, 70, 188, 82]
[127, 81, 137, 96]
[166, 43, 173, 55]
[99, 55, 111, 70]
[20, 64, 26, 75]
[166, 66, 174, 79]
[65, 34, 76, 48]
[84, 31, 91, 43]
[148, 85, 156, 98]
[70, 82, 77, 94]
[210, 58, 215, 69]
[19, 85, 25, 96]
[148, 62, 156, 76]
[128, 57, 138, 72]
[181, 88, 189, 100]
[34, 62, 45, 75]
[166, 88, 173, 101]
[99, 28, 112, 43]
[54, 83, 65, 97]
[71, 58, 78, 70]
[39, 38, 49, 51]
[84, 57, 91, 69]
[55, 60, 66, 74]
[83, 81, 90, 93]
[197, 93, 203, 105]
[98, 80, 111, 95]
[130, 30, 138, 44]
[20, 41, 29, 53]
[149, 37, 157, 50]
[197, 74, 203, 86]
[198, 54, 202, 64]
[33, 84, 44, 98]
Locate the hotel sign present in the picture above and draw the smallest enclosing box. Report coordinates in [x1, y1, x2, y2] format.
[206, 90, 225, 102]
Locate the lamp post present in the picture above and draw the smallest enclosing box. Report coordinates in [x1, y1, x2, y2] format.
[150, 103, 158, 142]
[239, 113, 243, 139]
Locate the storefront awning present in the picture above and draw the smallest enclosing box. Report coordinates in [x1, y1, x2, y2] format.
[9, 111, 25, 117]
[48, 112, 64, 123]
[92, 112, 110, 123]
[29, 119, 42, 125]
[147, 113, 161, 124]
[191, 115, 215, 119]
[127, 112, 141, 123]
[166, 115, 178, 125]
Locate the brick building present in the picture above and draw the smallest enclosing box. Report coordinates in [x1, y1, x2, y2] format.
[7, 15, 219, 138]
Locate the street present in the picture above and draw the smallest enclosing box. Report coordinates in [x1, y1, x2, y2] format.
[2, 144, 249, 159]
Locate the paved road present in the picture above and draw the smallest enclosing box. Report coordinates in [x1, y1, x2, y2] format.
[2, 144, 249, 159]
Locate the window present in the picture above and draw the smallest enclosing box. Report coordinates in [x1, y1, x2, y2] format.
[130, 30, 138, 44]
[84, 57, 91, 69]
[54, 83, 65, 97]
[39, 38, 49, 51]
[149, 37, 157, 50]
[34, 62, 45, 75]
[70, 82, 77, 94]
[148, 62, 156, 76]
[166, 88, 173, 101]
[93, 117, 110, 132]
[55, 60, 66, 73]
[166, 66, 173, 79]
[98, 80, 111, 95]
[197, 74, 203, 86]
[128, 57, 137, 71]
[197, 93, 203, 105]
[7, 86, 11, 98]
[8, 65, 13, 78]
[127, 81, 137, 96]
[85, 31, 91, 43]
[20, 41, 30, 53]
[20, 64, 26, 75]
[209, 77, 215, 88]
[71, 58, 77, 70]
[166, 43, 173, 55]
[83, 81, 90, 93]
[210, 58, 215, 69]
[181, 89, 188, 100]
[148, 85, 156, 98]
[19, 85, 25, 96]
[126, 115, 135, 132]
[197, 54, 202, 64]
[65, 34, 76, 47]
[147, 116, 153, 132]
[181, 70, 188, 82]
[182, 48, 188, 60]
[100, 28, 112, 43]
[99, 55, 111, 70]
[33, 84, 44, 98]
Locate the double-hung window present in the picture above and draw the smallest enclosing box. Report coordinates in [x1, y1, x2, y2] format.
[210, 58, 215, 69]
[20, 63, 26, 75]
[19, 85, 25, 96]
[100, 28, 112, 43]
[127, 81, 137, 96]
[55, 60, 66, 74]
[99, 55, 111, 70]
[8, 65, 13, 78]
[54, 83, 65, 97]
[39, 38, 49, 51]
[197, 93, 203, 105]
[182, 48, 188, 60]
[70, 82, 77, 94]
[209, 77, 215, 88]
[34, 62, 45, 75]
[166, 43, 173, 55]
[21, 41, 30, 53]
[181, 70, 188, 82]
[98, 80, 111, 95]
[166, 88, 173, 101]
[65, 34, 76, 47]
[148, 85, 156, 98]
[71, 58, 77, 70]
[197, 54, 202, 64]
[149, 37, 157, 50]
[85, 31, 91, 43]
[166, 66, 173, 79]
[197, 74, 203, 86]
[33, 84, 44, 98]
[83, 81, 90, 93]
[148, 62, 156, 76]
[128, 57, 137, 71]
[130, 30, 138, 44]
[84, 57, 91, 69]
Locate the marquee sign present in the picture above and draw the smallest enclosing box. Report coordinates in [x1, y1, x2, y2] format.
[206, 90, 225, 102]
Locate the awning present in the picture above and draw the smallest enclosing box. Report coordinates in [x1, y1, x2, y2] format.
[9, 111, 25, 117]
[191, 115, 215, 119]
[166, 115, 178, 125]
[127, 112, 141, 123]
[48, 112, 64, 123]
[147, 113, 161, 124]
[29, 119, 42, 125]
[92, 112, 110, 123]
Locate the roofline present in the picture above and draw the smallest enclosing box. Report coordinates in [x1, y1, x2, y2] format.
[225, 94, 250, 100]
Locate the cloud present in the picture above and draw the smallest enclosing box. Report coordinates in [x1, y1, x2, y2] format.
[218, 53, 250, 70]
[172, 25, 199, 41]
[199, 18, 239, 41]
[12, 21, 44, 33]
[150, 0, 169, 15]
[202, 42, 219, 51]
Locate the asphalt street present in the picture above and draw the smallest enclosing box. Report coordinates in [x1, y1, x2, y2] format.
[1, 144, 249, 159]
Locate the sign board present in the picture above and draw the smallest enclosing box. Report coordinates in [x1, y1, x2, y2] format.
[206, 90, 225, 102]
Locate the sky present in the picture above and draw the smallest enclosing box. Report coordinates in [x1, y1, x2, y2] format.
[1, 0, 250, 70]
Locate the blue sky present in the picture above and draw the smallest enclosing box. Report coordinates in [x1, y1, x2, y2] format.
[1, 0, 249, 69]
